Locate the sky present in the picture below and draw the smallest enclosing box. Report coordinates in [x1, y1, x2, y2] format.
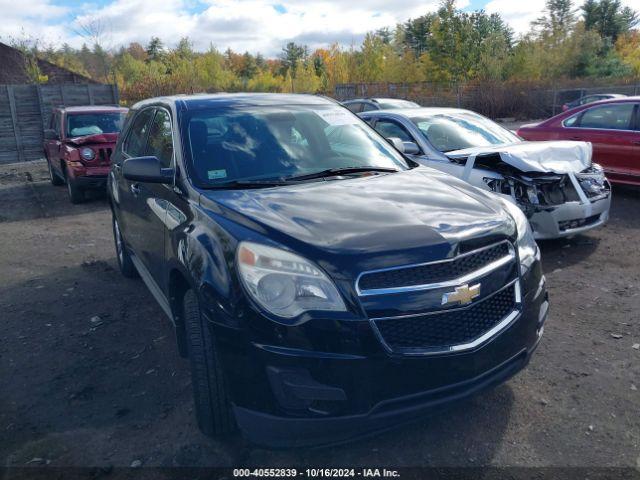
[0, 0, 636, 56]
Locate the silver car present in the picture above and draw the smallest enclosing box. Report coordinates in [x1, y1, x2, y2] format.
[360, 108, 611, 240]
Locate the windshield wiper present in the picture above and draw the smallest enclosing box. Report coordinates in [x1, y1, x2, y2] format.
[282, 166, 399, 182]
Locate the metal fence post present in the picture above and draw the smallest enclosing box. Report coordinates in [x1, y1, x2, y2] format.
[7, 85, 25, 163]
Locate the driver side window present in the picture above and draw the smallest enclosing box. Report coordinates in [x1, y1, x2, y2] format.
[124, 109, 155, 157]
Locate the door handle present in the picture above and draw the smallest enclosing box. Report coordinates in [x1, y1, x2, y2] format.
[633, 141, 640, 145]
[569, 136, 582, 140]
[130, 183, 141, 196]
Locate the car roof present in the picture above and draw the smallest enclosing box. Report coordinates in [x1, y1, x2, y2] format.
[360, 107, 476, 117]
[131, 93, 338, 111]
[59, 105, 128, 113]
[585, 93, 626, 98]
[569, 95, 640, 108]
[344, 98, 417, 103]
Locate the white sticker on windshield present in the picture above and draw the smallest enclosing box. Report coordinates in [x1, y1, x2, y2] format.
[315, 109, 359, 126]
[207, 169, 227, 180]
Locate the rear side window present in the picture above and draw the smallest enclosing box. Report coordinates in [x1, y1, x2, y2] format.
[578, 103, 634, 130]
[374, 120, 413, 142]
[145, 109, 174, 168]
[124, 109, 154, 157]
[344, 102, 362, 113]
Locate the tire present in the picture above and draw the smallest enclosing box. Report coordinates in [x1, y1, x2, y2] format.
[47, 158, 64, 186]
[183, 289, 236, 437]
[66, 175, 84, 204]
[112, 214, 138, 278]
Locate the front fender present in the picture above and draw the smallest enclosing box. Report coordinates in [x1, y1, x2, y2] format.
[168, 209, 243, 329]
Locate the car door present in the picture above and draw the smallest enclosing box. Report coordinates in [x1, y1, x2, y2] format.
[46, 111, 63, 174]
[134, 107, 178, 285]
[562, 102, 639, 183]
[114, 107, 155, 251]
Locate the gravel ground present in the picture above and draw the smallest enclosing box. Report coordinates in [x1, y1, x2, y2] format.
[0, 160, 639, 475]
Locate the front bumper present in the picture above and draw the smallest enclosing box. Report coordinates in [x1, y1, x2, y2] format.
[530, 194, 611, 240]
[216, 264, 548, 447]
[67, 164, 110, 189]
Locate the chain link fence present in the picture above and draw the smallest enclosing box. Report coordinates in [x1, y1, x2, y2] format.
[335, 79, 640, 120]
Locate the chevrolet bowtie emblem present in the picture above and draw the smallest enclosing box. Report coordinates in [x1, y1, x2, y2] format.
[442, 283, 481, 306]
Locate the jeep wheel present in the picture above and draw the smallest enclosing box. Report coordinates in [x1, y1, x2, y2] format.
[112, 215, 137, 278]
[183, 289, 236, 437]
[47, 159, 64, 186]
[66, 177, 84, 204]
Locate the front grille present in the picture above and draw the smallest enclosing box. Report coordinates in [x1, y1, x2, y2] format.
[373, 284, 517, 353]
[358, 242, 510, 292]
[98, 148, 113, 163]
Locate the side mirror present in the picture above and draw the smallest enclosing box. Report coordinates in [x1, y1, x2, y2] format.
[386, 137, 405, 153]
[402, 141, 420, 155]
[44, 129, 58, 140]
[122, 156, 173, 184]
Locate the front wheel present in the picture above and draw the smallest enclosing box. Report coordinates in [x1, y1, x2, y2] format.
[183, 289, 236, 437]
[48, 159, 64, 186]
[112, 214, 137, 278]
[66, 176, 84, 204]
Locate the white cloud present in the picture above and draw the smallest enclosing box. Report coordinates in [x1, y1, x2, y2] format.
[1, 0, 635, 55]
[0, 0, 450, 55]
[485, 0, 640, 36]
[0, 0, 70, 45]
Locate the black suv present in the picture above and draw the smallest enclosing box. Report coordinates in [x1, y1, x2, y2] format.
[108, 93, 548, 447]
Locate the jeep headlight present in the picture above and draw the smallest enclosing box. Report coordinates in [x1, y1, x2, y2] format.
[237, 241, 346, 319]
[497, 198, 539, 272]
[80, 147, 95, 160]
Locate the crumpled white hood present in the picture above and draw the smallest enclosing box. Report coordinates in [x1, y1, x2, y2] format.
[447, 141, 592, 174]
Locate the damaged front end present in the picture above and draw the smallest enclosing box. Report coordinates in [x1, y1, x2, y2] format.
[466, 153, 611, 239]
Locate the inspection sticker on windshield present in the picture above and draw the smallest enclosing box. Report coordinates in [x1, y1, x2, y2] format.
[315, 109, 359, 126]
[207, 169, 227, 180]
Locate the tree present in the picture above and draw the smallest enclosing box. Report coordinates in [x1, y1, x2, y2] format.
[616, 31, 640, 77]
[280, 42, 308, 78]
[146, 37, 165, 63]
[239, 52, 258, 81]
[582, 0, 639, 42]
[533, 0, 577, 40]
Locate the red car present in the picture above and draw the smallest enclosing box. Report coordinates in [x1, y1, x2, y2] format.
[44, 106, 128, 203]
[518, 97, 640, 186]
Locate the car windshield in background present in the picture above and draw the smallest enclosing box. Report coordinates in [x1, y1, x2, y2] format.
[66, 112, 126, 137]
[183, 104, 409, 186]
[409, 112, 520, 152]
[377, 100, 420, 109]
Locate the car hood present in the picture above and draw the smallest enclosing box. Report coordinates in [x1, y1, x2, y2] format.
[67, 133, 119, 146]
[199, 167, 514, 276]
[446, 140, 592, 174]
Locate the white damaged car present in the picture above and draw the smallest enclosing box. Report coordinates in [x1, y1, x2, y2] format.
[360, 108, 611, 239]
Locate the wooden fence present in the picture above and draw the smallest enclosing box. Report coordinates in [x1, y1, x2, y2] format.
[0, 83, 119, 165]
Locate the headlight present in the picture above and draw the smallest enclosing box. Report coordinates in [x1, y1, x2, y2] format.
[80, 147, 95, 160]
[497, 198, 538, 272]
[237, 241, 346, 319]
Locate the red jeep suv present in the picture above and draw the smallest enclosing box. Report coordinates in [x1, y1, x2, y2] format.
[44, 106, 128, 203]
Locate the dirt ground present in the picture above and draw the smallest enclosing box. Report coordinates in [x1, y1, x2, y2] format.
[1, 160, 639, 474]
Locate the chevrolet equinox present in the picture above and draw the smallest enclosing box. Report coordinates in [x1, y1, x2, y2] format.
[108, 93, 549, 447]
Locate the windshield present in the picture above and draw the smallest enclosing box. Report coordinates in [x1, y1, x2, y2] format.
[182, 104, 409, 186]
[66, 112, 126, 137]
[377, 100, 420, 109]
[409, 112, 520, 152]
